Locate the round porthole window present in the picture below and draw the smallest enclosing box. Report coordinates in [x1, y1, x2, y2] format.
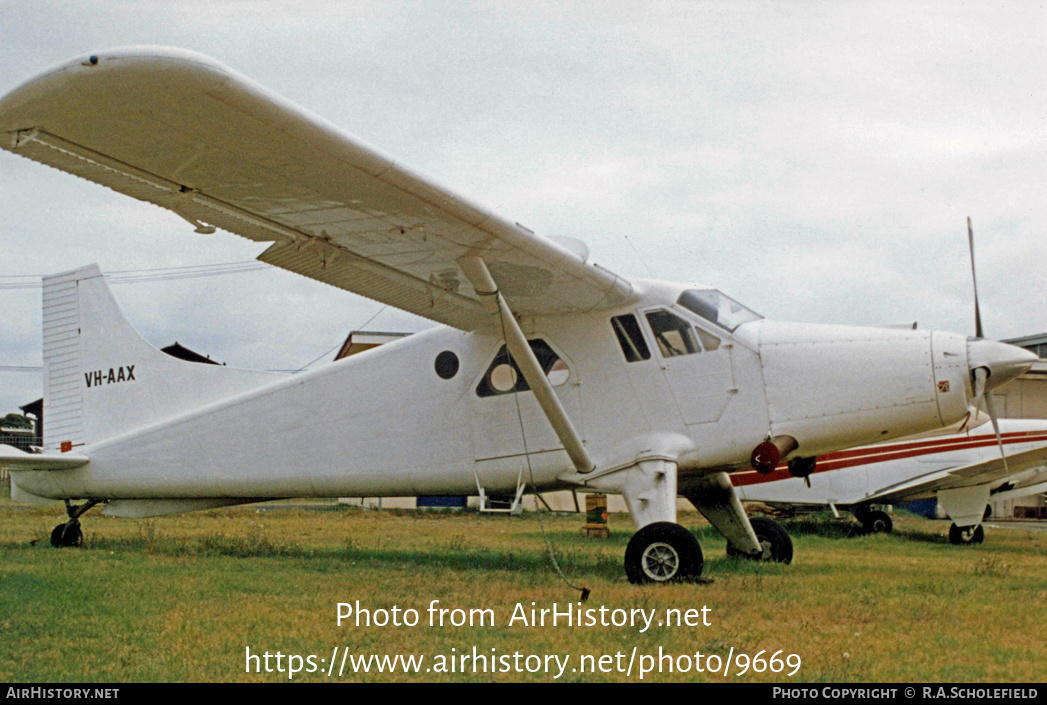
[435, 350, 459, 379]
[488, 363, 518, 392]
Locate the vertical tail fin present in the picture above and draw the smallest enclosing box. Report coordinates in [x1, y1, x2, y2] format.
[42, 265, 285, 451]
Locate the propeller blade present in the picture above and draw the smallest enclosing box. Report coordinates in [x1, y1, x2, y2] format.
[967, 216, 984, 339]
[971, 368, 1009, 472]
[966, 218, 1014, 474]
[984, 391, 1010, 474]
[972, 365, 988, 404]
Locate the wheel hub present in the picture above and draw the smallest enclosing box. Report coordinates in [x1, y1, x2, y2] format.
[641, 542, 680, 581]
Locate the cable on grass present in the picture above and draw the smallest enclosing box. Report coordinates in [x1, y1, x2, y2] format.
[495, 294, 591, 603]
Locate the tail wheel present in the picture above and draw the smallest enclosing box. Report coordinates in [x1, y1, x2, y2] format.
[50, 520, 83, 548]
[949, 523, 985, 545]
[726, 517, 793, 563]
[624, 522, 703, 584]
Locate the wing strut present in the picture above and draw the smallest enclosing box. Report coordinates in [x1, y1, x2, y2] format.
[459, 256, 595, 474]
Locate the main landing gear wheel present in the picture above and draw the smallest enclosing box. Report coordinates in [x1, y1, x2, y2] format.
[860, 510, 893, 534]
[50, 520, 83, 548]
[949, 523, 985, 545]
[726, 517, 793, 563]
[624, 522, 704, 584]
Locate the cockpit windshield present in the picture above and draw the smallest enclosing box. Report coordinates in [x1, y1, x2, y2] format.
[677, 289, 763, 332]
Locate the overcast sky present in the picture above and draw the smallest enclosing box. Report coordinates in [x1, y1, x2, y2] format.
[1, 1, 1045, 416]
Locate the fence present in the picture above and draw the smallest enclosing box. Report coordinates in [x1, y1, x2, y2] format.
[1, 428, 41, 485]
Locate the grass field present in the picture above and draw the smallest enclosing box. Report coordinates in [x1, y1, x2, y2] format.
[2, 491, 1045, 683]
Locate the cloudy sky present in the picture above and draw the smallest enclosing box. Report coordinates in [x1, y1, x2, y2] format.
[1, 1, 1045, 415]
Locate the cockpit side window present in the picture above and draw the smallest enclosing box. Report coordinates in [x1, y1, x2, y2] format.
[645, 310, 701, 358]
[611, 314, 651, 362]
[476, 339, 570, 397]
[695, 327, 721, 351]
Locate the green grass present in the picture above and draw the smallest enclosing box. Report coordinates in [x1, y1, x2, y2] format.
[1, 497, 1045, 683]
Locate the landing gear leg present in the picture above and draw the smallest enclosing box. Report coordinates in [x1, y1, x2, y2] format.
[50, 499, 103, 548]
[684, 471, 794, 564]
[726, 516, 794, 563]
[582, 458, 695, 584]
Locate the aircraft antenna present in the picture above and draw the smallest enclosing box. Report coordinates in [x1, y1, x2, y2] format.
[624, 235, 654, 277]
[293, 304, 389, 373]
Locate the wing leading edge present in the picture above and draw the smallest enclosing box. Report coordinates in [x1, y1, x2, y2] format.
[0, 46, 634, 329]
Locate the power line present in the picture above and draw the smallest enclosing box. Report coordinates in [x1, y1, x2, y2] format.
[1, 261, 395, 376]
[0, 261, 269, 290]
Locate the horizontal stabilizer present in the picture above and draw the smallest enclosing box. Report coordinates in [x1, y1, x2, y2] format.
[0, 444, 88, 472]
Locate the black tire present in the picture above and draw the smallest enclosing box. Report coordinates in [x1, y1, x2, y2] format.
[862, 510, 893, 534]
[726, 517, 793, 563]
[949, 523, 985, 545]
[50, 521, 83, 548]
[624, 522, 703, 584]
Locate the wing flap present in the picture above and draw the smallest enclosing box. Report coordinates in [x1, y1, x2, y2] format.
[0, 47, 635, 328]
[257, 239, 488, 330]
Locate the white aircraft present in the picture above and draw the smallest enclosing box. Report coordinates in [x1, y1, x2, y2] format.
[733, 417, 1047, 544]
[0, 47, 1037, 583]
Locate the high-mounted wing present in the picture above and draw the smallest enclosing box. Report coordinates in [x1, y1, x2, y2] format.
[860, 444, 1047, 506]
[0, 47, 634, 329]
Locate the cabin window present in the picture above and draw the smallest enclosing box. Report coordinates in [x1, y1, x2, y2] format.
[476, 339, 570, 397]
[695, 328, 721, 351]
[645, 310, 701, 358]
[611, 314, 651, 362]
[434, 350, 460, 379]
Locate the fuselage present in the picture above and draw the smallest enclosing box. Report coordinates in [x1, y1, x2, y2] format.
[14, 279, 992, 503]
